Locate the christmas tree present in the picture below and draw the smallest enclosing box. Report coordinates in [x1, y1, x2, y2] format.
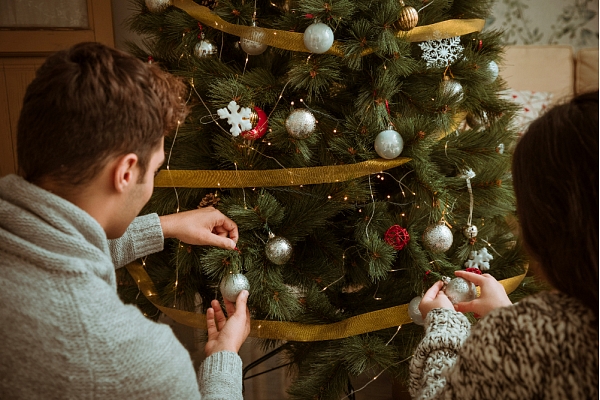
[118, 0, 534, 397]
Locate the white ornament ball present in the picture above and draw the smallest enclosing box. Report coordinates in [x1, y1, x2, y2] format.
[303, 22, 334, 54]
[240, 38, 268, 56]
[374, 129, 404, 159]
[145, 0, 172, 13]
[265, 235, 293, 265]
[219, 273, 250, 302]
[463, 225, 478, 239]
[484, 60, 499, 83]
[444, 277, 477, 305]
[285, 109, 316, 139]
[408, 296, 425, 326]
[194, 39, 217, 58]
[440, 78, 464, 102]
[422, 222, 453, 253]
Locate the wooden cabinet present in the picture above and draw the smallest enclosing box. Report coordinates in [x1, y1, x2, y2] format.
[0, 0, 114, 177]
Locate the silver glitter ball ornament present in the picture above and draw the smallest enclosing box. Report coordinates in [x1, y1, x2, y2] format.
[303, 22, 334, 54]
[194, 39, 217, 58]
[374, 129, 404, 159]
[240, 38, 268, 55]
[440, 77, 464, 103]
[483, 60, 499, 83]
[444, 277, 477, 305]
[285, 109, 316, 139]
[463, 225, 478, 239]
[408, 296, 425, 326]
[422, 222, 453, 253]
[265, 234, 293, 265]
[145, 0, 172, 13]
[219, 273, 250, 302]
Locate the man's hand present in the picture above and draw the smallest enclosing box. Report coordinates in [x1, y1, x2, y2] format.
[453, 270, 512, 317]
[205, 290, 251, 357]
[419, 281, 454, 318]
[159, 207, 239, 250]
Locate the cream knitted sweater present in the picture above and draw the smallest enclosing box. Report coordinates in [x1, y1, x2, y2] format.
[0, 175, 242, 399]
[409, 291, 598, 399]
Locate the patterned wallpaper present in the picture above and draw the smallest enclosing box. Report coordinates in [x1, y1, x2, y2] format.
[486, 0, 599, 50]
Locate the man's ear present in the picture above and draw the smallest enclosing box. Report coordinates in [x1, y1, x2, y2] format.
[112, 153, 139, 193]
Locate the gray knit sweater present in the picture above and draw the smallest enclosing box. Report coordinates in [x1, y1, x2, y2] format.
[409, 291, 598, 399]
[0, 174, 242, 399]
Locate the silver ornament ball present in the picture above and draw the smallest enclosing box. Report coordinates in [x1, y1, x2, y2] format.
[444, 277, 477, 305]
[145, 0, 172, 13]
[374, 129, 404, 159]
[265, 235, 293, 265]
[285, 109, 316, 139]
[303, 22, 334, 54]
[484, 60, 499, 83]
[422, 222, 454, 253]
[240, 38, 268, 56]
[463, 225, 478, 239]
[194, 39, 217, 58]
[408, 296, 425, 326]
[440, 78, 464, 103]
[219, 273, 250, 302]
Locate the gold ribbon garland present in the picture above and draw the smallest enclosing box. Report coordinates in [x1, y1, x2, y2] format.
[155, 158, 410, 188]
[127, 261, 527, 341]
[172, 0, 484, 57]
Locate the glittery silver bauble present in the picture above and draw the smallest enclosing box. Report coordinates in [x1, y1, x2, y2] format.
[440, 77, 464, 103]
[466, 111, 488, 129]
[194, 39, 217, 58]
[444, 277, 477, 305]
[422, 222, 454, 253]
[408, 296, 425, 325]
[462, 225, 478, 239]
[396, 2, 418, 31]
[285, 109, 316, 139]
[219, 273, 250, 302]
[303, 22, 334, 54]
[240, 38, 268, 55]
[145, 0, 172, 13]
[374, 129, 404, 159]
[483, 60, 499, 83]
[265, 234, 293, 265]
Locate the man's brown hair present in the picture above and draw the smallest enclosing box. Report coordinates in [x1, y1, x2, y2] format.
[17, 42, 188, 186]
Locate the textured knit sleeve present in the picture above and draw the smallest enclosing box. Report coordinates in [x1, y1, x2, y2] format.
[198, 351, 244, 400]
[409, 308, 471, 399]
[108, 213, 164, 268]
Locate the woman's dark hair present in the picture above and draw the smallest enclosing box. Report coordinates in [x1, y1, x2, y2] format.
[17, 42, 188, 186]
[512, 91, 598, 317]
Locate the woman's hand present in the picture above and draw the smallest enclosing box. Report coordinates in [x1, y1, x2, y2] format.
[453, 270, 512, 317]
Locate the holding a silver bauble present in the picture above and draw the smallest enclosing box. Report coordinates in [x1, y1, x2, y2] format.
[303, 22, 334, 54]
[265, 233, 293, 265]
[374, 128, 404, 159]
[444, 277, 477, 305]
[422, 222, 454, 253]
[220, 273, 250, 302]
[440, 76, 464, 103]
[408, 296, 425, 325]
[285, 109, 316, 139]
[145, 0, 172, 13]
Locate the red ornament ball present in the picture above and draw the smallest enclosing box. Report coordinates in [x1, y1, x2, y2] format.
[384, 224, 410, 250]
[240, 106, 268, 140]
[465, 267, 482, 275]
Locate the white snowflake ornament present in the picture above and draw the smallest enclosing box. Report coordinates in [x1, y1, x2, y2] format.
[464, 247, 494, 270]
[217, 101, 253, 137]
[419, 36, 464, 69]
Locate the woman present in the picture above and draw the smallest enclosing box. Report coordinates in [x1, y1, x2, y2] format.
[409, 91, 599, 399]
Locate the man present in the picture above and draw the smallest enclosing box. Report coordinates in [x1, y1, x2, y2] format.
[0, 42, 249, 399]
